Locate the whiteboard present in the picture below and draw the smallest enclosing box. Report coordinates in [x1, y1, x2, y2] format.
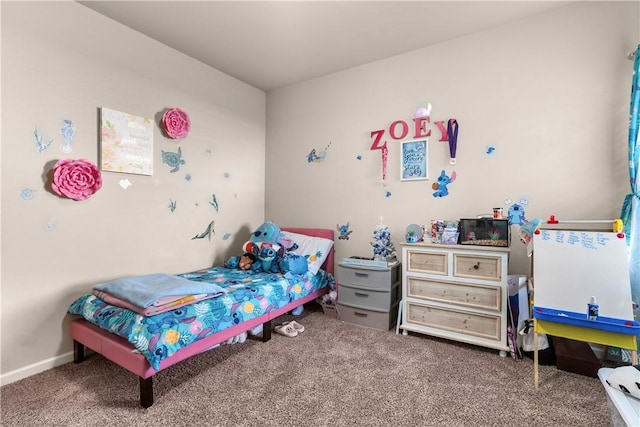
[533, 229, 633, 320]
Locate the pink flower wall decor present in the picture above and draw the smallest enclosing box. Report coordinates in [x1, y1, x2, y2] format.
[162, 107, 191, 139]
[51, 158, 103, 201]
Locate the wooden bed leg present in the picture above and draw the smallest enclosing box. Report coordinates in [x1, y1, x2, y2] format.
[73, 340, 85, 363]
[262, 320, 272, 342]
[140, 376, 154, 408]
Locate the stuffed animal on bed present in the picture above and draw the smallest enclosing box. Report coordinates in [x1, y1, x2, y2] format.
[278, 253, 309, 276]
[224, 253, 261, 271]
[257, 245, 279, 272]
[606, 364, 640, 400]
[241, 221, 293, 272]
[224, 222, 293, 273]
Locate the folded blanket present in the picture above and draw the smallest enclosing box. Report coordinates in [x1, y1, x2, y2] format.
[92, 289, 220, 316]
[92, 273, 227, 308]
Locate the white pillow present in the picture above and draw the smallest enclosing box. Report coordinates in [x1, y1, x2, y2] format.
[281, 231, 334, 275]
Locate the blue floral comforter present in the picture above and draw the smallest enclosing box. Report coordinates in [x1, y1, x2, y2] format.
[68, 266, 334, 370]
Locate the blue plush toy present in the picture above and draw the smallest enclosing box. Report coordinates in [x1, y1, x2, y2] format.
[278, 254, 309, 276]
[250, 221, 285, 246]
[224, 256, 240, 269]
[257, 245, 278, 272]
[241, 221, 292, 273]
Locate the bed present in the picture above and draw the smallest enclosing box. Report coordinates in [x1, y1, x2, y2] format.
[67, 227, 335, 408]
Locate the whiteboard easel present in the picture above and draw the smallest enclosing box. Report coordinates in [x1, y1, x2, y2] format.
[533, 228, 633, 319]
[532, 218, 637, 388]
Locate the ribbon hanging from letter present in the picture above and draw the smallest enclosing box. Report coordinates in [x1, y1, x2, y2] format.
[447, 119, 458, 165]
[381, 144, 388, 185]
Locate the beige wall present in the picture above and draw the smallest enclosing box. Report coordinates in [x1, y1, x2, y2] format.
[266, 1, 639, 276]
[1, 1, 266, 381]
[1, 0, 639, 384]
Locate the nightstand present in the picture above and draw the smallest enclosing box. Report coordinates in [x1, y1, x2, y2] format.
[337, 262, 401, 330]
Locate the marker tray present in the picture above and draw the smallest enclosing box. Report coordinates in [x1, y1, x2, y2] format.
[533, 306, 640, 335]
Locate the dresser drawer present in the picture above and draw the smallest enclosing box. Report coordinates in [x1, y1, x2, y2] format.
[338, 283, 399, 311]
[406, 249, 448, 275]
[338, 264, 399, 291]
[407, 277, 501, 311]
[453, 253, 502, 282]
[338, 302, 399, 330]
[407, 302, 501, 341]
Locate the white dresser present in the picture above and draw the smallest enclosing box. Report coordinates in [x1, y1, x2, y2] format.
[399, 242, 510, 355]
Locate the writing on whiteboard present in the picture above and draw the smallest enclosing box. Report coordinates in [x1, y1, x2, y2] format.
[539, 230, 610, 249]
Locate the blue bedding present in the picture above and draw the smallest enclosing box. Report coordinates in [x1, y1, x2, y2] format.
[68, 266, 334, 370]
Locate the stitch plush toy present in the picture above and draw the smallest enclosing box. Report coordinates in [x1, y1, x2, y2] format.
[241, 221, 295, 272]
[278, 253, 309, 276]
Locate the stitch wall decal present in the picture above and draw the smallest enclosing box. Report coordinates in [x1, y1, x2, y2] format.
[432, 170, 456, 197]
[306, 141, 332, 163]
[356, 154, 362, 160]
[337, 223, 353, 240]
[508, 203, 528, 225]
[59, 119, 75, 153]
[161, 146, 185, 173]
[486, 145, 496, 155]
[185, 173, 192, 181]
[168, 199, 177, 212]
[20, 188, 35, 201]
[192, 220, 215, 241]
[33, 125, 53, 153]
[222, 233, 232, 240]
[385, 191, 392, 198]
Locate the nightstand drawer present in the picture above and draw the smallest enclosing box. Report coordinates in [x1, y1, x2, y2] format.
[337, 302, 399, 330]
[338, 283, 398, 311]
[338, 264, 399, 291]
[453, 253, 502, 282]
[406, 250, 448, 275]
[407, 278, 501, 311]
[407, 302, 501, 341]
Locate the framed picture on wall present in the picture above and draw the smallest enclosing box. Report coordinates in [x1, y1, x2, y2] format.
[100, 107, 154, 176]
[400, 139, 428, 181]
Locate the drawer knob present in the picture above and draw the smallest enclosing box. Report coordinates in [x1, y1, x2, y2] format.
[355, 272, 369, 278]
[354, 292, 369, 298]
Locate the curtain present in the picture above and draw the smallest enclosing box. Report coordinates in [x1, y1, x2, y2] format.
[620, 44, 640, 352]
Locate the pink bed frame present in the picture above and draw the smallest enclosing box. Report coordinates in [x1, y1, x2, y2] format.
[71, 227, 334, 408]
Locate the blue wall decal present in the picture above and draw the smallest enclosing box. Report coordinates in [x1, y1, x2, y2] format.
[33, 125, 53, 153]
[161, 146, 185, 173]
[192, 220, 215, 241]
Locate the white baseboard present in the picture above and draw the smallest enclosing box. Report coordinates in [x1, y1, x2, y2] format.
[1, 351, 74, 386]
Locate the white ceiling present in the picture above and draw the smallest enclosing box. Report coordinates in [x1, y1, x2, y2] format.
[79, 1, 578, 92]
